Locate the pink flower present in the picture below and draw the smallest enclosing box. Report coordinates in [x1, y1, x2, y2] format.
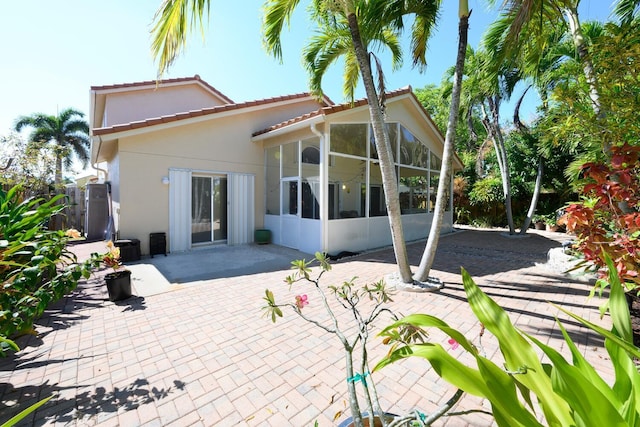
[447, 338, 459, 351]
[295, 294, 308, 309]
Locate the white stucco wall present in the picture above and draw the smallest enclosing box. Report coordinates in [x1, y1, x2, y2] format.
[107, 97, 325, 255]
[103, 85, 226, 127]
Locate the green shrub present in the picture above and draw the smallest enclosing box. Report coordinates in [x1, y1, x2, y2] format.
[0, 186, 93, 355]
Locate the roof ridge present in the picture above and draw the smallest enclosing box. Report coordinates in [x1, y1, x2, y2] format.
[91, 75, 234, 104]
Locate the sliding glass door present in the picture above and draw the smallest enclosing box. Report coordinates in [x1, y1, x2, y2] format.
[192, 175, 227, 244]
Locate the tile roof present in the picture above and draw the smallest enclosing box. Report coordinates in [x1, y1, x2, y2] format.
[252, 86, 416, 137]
[92, 92, 326, 136]
[91, 75, 235, 104]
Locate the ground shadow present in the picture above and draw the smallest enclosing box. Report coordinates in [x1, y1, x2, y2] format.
[0, 272, 107, 362]
[0, 377, 184, 426]
[350, 228, 569, 279]
[116, 296, 147, 312]
[131, 243, 311, 284]
[0, 353, 96, 373]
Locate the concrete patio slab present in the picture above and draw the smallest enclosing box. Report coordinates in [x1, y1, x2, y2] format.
[0, 228, 613, 426]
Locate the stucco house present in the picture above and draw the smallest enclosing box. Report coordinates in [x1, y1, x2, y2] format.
[89, 75, 462, 256]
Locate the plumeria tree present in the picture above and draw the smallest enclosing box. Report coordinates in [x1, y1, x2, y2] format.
[262, 253, 461, 427]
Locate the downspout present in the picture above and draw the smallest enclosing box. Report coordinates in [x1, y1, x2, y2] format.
[92, 135, 108, 182]
[91, 90, 108, 182]
[310, 123, 326, 253]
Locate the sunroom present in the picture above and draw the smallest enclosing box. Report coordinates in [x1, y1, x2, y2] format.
[258, 91, 459, 255]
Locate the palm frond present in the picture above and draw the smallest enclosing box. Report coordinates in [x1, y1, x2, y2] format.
[612, 0, 640, 25]
[263, 0, 302, 61]
[150, 0, 211, 77]
[303, 26, 351, 99]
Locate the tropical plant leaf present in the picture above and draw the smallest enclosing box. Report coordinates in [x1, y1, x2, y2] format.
[461, 268, 573, 426]
[0, 395, 52, 427]
[526, 331, 628, 427]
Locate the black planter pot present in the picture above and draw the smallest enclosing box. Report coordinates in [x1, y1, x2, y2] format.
[105, 270, 132, 302]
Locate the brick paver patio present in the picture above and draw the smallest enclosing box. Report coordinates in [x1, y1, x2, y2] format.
[0, 228, 612, 426]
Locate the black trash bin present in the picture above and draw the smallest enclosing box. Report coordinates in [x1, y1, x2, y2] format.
[150, 232, 167, 258]
[114, 239, 141, 262]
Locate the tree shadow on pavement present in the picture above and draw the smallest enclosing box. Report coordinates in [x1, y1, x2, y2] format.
[0, 377, 185, 426]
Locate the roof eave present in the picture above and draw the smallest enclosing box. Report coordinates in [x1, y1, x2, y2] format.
[251, 115, 325, 142]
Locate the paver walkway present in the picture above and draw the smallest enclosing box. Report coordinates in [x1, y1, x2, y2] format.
[0, 228, 612, 426]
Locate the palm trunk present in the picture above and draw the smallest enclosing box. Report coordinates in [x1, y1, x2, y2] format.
[563, 6, 601, 119]
[519, 157, 543, 234]
[513, 85, 531, 133]
[480, 99, 514, 234]
[346, 13, 413, 284]
[515, 94, 543, 235]
[414, 8, 470, 282]
[488, 97, 515, 234]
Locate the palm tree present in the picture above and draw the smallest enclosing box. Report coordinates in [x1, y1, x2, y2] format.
[490, 20, 578, 233]
[411, 1, 471, 282]
[264, 0, 436, 285]
[483, 1, 621, 138]
[14, 108, 90, 229]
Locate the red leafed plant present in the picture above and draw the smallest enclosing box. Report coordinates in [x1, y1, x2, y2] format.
[559, 143, 640, 292]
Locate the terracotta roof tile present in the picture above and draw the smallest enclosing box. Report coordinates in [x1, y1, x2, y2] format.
[252, 87, 414, 137]
[93, 91, 327, 136]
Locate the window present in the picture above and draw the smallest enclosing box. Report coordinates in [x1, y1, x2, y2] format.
[368, 162, 387, 216]
[265, 146, 280, 215]
[301, 139, 320, 219]
[399, 167, 428, 214]
[431, 152, 442, 171]
[302, 181, 320, 219]
[369, 123, 397, 161]
[329, 155, 364, 218]
[282, 142, 298, 178]
[282, 180, 298, 215]
[429, 173, 439, 212]
[399, 125, 427, 168]
[301, 146, 320, 164]
[330, 124, 367, 157]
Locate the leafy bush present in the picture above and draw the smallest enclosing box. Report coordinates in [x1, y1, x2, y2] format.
[0, 186, 93, 355]
[468, 175, 503, 205]
[560, 143, 640, 293]
[376, 258, 639, 426]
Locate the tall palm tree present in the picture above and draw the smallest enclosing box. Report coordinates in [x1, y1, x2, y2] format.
[412, 1, 471, 282]
[264, 0, 436, 285]
[14, 108, 90, 229]
[488, 20, 577, 233]
[267, 0, 470, 284]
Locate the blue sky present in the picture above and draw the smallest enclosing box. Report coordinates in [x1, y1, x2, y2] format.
[0, 0, 613, 153]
